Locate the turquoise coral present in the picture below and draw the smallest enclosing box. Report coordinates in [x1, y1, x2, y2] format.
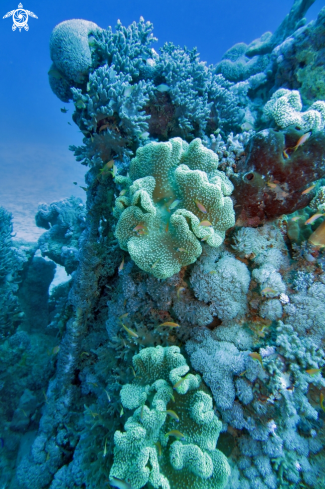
[109, 345, 230, 489]
[114, 138, 235, 278]
[263, 88, 325, 131]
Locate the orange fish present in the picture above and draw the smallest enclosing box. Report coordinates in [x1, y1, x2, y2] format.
[199, 220, 212, 227]
[306, 368, 322, 376]
[165, 221, 169, 233]
[249, 352, 264, 369]
[99, 124, 110, 133]
[201, 235, 210, 241]
[118, 258, 124, 271]
[133, 223, 146, 232]
[301, 184, 316, 195]
[159, 321, 180, 328]
[293, 131, 312, 152]
[194, 200, 207, 214]
[320, 393, 325, 413]
[305, 213, 325, 225]
[283, 149, 290, 159]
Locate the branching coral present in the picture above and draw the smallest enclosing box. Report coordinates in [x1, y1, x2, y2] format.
[186, 322, 325, 489]
[110, 345, 230, 489]
[114, 137, 235, 278]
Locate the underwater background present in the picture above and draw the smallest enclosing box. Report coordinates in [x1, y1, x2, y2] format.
[1, 0, 325, 487]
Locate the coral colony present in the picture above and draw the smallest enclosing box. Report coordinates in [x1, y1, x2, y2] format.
[2, 1, 325, 488]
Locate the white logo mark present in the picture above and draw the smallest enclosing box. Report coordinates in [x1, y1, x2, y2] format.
[3, 3, 38, 32]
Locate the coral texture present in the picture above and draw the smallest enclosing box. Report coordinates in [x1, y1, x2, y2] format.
[110, 345, 230, 489]
[114, 137, 235, 278]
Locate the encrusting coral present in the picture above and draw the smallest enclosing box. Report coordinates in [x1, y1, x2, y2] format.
[110, 345, 230, 489]
[114, 137, 235, 278]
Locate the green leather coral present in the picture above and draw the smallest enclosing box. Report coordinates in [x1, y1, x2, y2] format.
[263, 88, 325, 131]
[114, 138, 235, 278]
[109, 345, 230, 489]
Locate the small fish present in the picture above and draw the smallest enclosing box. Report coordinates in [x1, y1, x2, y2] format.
[165, 430, 186, 440]
[80, 351, 90, 357]
[151, 259, 160, 269]
[176, 248, 188, 253]
[283, 149, 289, 159]
[201, 235, 210, 241]
[119, 189, 127, 196]
[99, 124, 110, 133]
[165, 221, 169, 233]
[133, 223, 146, 232]
[80, 186, 88, 191]
[173, 374, 190, 389]
[48, 68, 64, 79]
[261, 287, 277, 297]
[293, 131, 312, 152]
[124, 86, 134, 97]
[42, 390, 48, 403]
[121, 323, 139, 338]
[169, 199, 180, 211]
[137, 230, 148, 235]
[239, 370, 247, 377]
[46, 452, 50, 461]
[156, 83, 170, 92]
[320, 393, 325, 413]
[194, 200, 207, 214]
[60, 107, 68, 113]
[159, 321, 180, 328]
[249, 352, 264, 369]
[120, 405, 124, 417]
[111, 163, 118, 178]
[104, 390, 111, 402]
[267, 182, 277, 189]
[89, 382, 98, 388]
[155, 441, 162, 457]
[306, 368, 322, 376]
[170, 393, 175, 403]
[119, 313, 129, 320]
[163, 410, 180, 422]
[47, 345, 60, 356]
[68, 122, 72, 125]
[103, 438, 107, 457]
[99, 160, 114, 174]
[139, 131, 150, 139]
[209, 271, 217, 274]
[302, 184, 316, 195]
[290, 216, 302, 221]
[199, 220, 212, 227]
[73, 181, 77, 185]
[177, 287, 186, 298]
[109, 476, 132, 489]
[87, 82, 91, 92]
[305, 213, 325, 225]
[118, 258, 124, 272]
[75, 99, 86, 109]
[131, 366, 137, 377]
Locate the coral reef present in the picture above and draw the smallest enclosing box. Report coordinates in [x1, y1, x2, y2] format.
[4, 2, 325, 488]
